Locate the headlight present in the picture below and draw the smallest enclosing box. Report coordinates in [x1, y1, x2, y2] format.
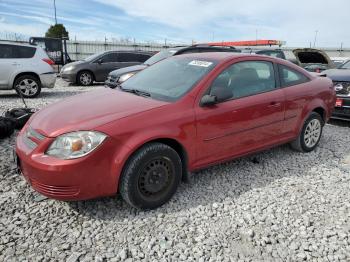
[118, 72, 136, 83]
[62, 66, 74, 72]
[46, 131, 107, 159]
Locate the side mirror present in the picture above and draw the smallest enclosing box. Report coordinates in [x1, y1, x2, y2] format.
[97, 58, 103, 64]
[211, 86, 233, 102]
[200, 94, 217, 107]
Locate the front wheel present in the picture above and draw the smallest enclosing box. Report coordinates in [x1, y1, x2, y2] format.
[77, 71, 93, 86]
[290, 112, 324, 152]
[119, 143, 182, 210]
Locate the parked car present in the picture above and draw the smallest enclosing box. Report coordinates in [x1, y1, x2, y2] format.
[330, 57, 350, 68]
[60, 51, 153, 86]
[254, 49, 287, 59]
[292, 48, 335, 72]
[105, 45, 241, 88]
[16, 53, 335, 209]
[323, 60, 350, 120]
[0, 42, 56, 98]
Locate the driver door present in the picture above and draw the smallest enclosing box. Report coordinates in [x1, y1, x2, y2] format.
[93, 52, 120, 82]
[194, 60, 285, 167]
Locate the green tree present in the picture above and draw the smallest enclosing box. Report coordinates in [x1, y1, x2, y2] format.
[45, 24, 69, 39]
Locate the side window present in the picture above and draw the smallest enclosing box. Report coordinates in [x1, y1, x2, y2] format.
[279, 65, 309, 87]
[137, 54, 150, 63]
[14, 46, 36, 58]
[117, 53, 139, 62]
[210, 61, 276, 101]
[0, 44, 14, 58]
[100, 53, 117, 63]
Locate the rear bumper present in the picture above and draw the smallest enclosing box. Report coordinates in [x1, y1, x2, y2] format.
[40, 72, 56, 88]
[60, 72, 76, 83]
[332, 96, 350, 121]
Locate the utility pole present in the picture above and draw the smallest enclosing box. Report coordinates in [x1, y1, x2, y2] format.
[313, 30, 318, 48]
[53, 0, 57, 24]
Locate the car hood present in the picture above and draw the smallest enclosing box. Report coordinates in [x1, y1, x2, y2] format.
[109, 64, 148, 77]
[322, 69, 350, 82]
[293, 48, 334, 68]
[29, 88, 168, 137]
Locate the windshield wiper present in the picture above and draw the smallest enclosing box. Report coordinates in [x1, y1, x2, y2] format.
[119, 86, 151, 97]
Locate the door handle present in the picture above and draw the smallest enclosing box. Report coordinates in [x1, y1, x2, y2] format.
[12, 62, 19, 66]
[268, 101, 281, 108]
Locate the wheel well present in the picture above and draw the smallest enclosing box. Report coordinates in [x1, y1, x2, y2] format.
[13, 72, 41, 88]
[312, 107, 326, 122]
[147, 138, 190, 182]
[77, 70, 95, 82]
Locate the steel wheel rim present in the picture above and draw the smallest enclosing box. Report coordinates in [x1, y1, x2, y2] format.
[304, 119, 321, 148]
[17, 79, 38, 96]
[138, 157, 174, 198]
[80, 73, 92, 85]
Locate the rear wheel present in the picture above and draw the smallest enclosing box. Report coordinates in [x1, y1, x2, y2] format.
[119, 143, 182, 210]
[77, 71, 93, 86]
[14, 75, 41, 98]
[290, 112, 324, 152]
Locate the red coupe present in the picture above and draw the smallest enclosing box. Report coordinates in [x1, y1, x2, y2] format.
[16, 53, 336, 209]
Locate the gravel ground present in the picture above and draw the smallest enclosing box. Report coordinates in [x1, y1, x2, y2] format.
[1, 78, 350, 261]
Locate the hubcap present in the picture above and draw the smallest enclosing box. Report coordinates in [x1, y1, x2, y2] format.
[80, 73, 92, 85]
[138, 157, 173, 197]
[304, 119, 321, 148]
[17, 79, 38, 96]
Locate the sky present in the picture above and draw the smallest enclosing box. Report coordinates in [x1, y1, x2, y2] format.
[0, 0, 349, 47]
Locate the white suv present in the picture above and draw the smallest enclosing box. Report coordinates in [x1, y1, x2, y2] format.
[0, 42, 56, 98]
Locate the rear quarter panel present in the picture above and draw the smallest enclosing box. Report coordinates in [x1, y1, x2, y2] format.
[285, 76, 335, 136]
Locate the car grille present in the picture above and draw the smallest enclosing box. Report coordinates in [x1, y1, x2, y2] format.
[333, 81, 350, 96]
[23, 127, 46, 150]
[106, 75, 119, 84]
[30, 178, 80, 197]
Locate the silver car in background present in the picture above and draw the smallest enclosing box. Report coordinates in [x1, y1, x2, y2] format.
[0, 42, 56, 98]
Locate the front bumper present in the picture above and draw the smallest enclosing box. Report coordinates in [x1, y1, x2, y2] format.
[15, 128, 121, 201]
[40, 72, 56, 89]
[332, 96, 350, 121]
[60, 72, 76, 83]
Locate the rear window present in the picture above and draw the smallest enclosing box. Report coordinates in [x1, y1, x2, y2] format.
[0, 44, 36, 59]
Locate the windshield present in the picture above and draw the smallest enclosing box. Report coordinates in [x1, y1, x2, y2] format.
[144, 49, 178, 65]
[339, 61, 350, 69]
[121, 56, 217, 101]
[83, 52, 103, 61]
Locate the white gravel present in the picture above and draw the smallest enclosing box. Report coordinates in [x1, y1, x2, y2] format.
[1, 78, 350, 261]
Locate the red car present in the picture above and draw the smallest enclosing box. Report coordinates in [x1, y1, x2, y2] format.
[16, 53, 336, 209]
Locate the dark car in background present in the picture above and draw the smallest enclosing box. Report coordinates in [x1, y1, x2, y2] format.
[105, 45, 241, 88]
[60, 51, 153, 86]
[323, 60, 350, 120]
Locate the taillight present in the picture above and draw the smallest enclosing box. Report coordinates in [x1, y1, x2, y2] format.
[335, 98, 343, 107]
[42, 58, 54, 65]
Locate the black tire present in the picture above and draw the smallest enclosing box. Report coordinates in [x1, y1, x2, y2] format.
[4, 108, 35, 129]
[290, 112, 324, 152]
[0, 117, 15, 139]
[77, 71, 93, 86]
[119, 143, 182, 210]
[14, 75, 41, 98]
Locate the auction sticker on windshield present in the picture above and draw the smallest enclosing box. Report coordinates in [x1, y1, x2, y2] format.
[189, 60, 213, 67]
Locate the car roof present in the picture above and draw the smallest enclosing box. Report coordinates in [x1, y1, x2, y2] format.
[0, 41, 37, 48]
